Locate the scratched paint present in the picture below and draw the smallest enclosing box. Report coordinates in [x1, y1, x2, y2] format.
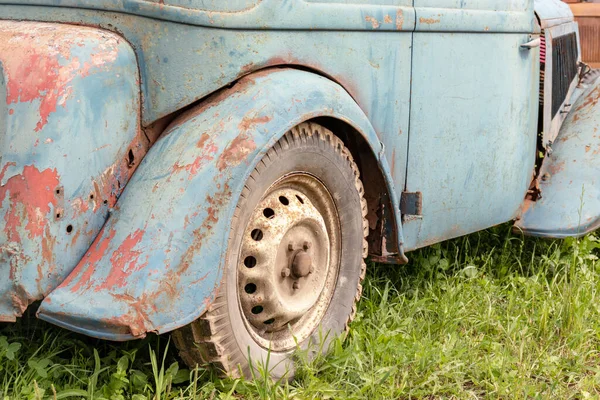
[0, 21, 147, 321]
[38, 69, 397, 340]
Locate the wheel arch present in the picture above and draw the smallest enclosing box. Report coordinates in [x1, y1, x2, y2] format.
[37, 68, 405, 340]
[309, 116, 402, 262]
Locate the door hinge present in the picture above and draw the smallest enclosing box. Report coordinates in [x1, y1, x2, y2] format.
[400, 191, 422, 216]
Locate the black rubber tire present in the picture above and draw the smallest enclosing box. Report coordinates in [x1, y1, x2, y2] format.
[172, 122, 368, 380]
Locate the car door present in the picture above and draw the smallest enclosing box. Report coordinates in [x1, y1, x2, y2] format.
[402, 0, 539, 251]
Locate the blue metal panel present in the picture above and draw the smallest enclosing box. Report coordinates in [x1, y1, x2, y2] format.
[0, 4, 414, 260]
[515, 76, 600, 238]
[534, 0, 574, 29]
[148, 0, 259, 12]
[0, 0, 415, 30]
[402, 32, 539, 251]
[37, 69, 400, 340]
[0, 21, 147, 321]
[414, 0, 535, 33]
[0, 6, 414, 151]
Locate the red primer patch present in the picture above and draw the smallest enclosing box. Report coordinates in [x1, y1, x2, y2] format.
[63, 228, 117, 292]
[0, 165, 59, 242]
[0, 21, 119, 131]
[95, 229, 146, 291]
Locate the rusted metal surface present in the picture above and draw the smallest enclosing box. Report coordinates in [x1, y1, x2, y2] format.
[0, 21, 147, 321]
[516, 73, 600, 237]
[37, 69, 399, 340]
[0, 0, 593, 341]
[0, 0, 415, 31]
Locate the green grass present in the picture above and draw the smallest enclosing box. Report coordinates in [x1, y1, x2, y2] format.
[2, 225, 600, 399]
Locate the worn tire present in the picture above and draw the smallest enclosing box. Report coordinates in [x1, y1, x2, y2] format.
[172, 122, 368, 380]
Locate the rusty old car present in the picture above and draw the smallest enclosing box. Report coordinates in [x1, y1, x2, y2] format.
[1, 0, 599, 379]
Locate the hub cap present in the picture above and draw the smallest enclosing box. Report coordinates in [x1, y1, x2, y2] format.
[237, 173, 341, 351]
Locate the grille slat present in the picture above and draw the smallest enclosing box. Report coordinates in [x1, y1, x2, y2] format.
[551, 32, 579, 118]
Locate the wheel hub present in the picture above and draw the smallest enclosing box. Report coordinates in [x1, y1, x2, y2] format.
[237, 173, 340, 350]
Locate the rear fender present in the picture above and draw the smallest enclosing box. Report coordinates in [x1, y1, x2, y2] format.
[515, 74, 600, 237]
[38, 68, 401, 340]
[0, 21, 146, 321]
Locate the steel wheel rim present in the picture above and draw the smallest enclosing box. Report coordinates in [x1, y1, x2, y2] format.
[237, 172, 341, 352]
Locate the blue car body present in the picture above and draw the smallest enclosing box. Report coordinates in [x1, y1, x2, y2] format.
[0, 0, 597, 340]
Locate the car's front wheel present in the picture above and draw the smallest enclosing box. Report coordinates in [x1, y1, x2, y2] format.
[172, 122, 368, 379]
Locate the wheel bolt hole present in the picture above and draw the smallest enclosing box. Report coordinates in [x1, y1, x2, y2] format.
[66, 224, 73, 234]
[251, 305, 263, 314]
[251, 229, 263, 241]
[263, 318, 275, 325]
[296, 195, 304, 204]
[263, 208, 275, 219]
[245, 283, 257, 294]
[244, 256, 257, 268]
[279, 196, 289, 206]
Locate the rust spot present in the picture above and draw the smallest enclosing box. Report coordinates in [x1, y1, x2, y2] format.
[577, 85, 600, 112]
[238, 114, 271, 132]
[196, 132, 210, 148]
[109, 293, 157, 336]
[172, 133, 218, 177]
[365, 16, 380, 29]
[41, 226, 56, 270]
[548, 160, 566, 175]
[586, 145, 591, 153]
[216, 131, 258, 172]
[384, 15, 392, 24]
[419, 17, 441, 25]
[396, 9, 405, 30]
[90, 135, 147, 212]
[519, 198, 535, 216]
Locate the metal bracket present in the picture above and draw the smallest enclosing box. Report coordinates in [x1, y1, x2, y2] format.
[400, 191, 422, 216]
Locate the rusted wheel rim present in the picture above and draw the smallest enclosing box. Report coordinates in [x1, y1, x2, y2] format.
[237, 173, 341, 352]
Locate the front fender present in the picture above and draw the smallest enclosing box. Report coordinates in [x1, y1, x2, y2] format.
[38, 68, 401, 340]
[0, 21, 146, 321]
[515, 73, 600, 238]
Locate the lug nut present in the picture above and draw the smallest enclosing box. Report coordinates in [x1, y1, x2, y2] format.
[281, 267, 291, 278]
[292, 281, 299, 290]
[303, 241, 312, 250]
[288, 242, 295, 251]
